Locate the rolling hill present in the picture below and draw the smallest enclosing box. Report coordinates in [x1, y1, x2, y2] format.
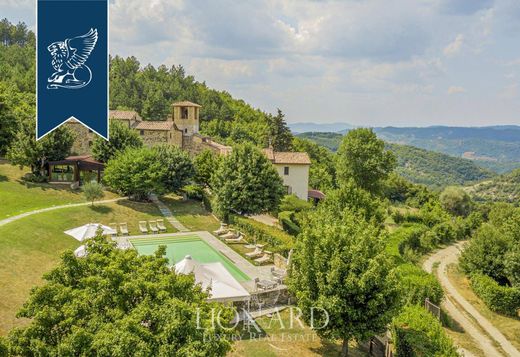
[297, 132, 496, 188]
[465, 169, 520, 203]
[293, 125, 520, 173]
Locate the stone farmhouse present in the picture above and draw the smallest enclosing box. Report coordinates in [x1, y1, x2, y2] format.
[55, 101, 312, 200]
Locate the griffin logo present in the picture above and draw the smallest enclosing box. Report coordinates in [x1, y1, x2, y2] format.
[47, 28, 98, 89]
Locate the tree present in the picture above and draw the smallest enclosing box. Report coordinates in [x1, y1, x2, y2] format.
[460, 223, 510, 284]
[194, 149, 220, 188]
[267, 109, 293, 151]
[336, 128, 396, 193]
[91, 120, 142, 163]
[83, 181, 104, 206]
[7, 116, 74, 175]
[440, 186, 472, 217]
[0, 83, 34, 155]
[7, 234, 233, 356]
[319, 180, 387, 225]
[103, 147, 165, 200]
[153, 145, 194, 193]
[212, 143, 284, 218]
[288, 207, 399, 356]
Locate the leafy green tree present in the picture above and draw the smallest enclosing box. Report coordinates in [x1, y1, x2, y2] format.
[288, 207, 399, 356]
[293, 137, 336, 191]
[267, 109, 293, 151]
[279, 194, 313, 212]
[153, 145, 194, 193]
[7, 234, 233, 356]
[91, 120, 142, 162]
[440, 186, 472, 217]
[194, 149, 220, 188]
[212, 143, 284, 218]
[460, 224, 510, 284]
[82, 181, 104, 206]
[319, 180, 387, 224]
[103, 147, 165, 200]
[336, 128, 396, 193]
[7, 117, 74, 175]
[0, 83, 34, 155]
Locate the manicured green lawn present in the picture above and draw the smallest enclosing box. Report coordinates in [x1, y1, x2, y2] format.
[0, 163, 118, 219]
[161, 194, 221, 232]
[229, 309, 368, 356]
[0, 200, 172, 335]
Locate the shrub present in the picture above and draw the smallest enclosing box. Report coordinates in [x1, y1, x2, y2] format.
[391, 305, 458, 357]
[279, 195, 312, 212]
[440, 186, 472, 217]
[393, 224, 428, 257]
[183, 184, 203, 200]
[395, 264, 443, 306]
[431, 221, 456, 244]
[470, 273, 520, 316]
[22, 172, 47, 183]
[230, 216, 294, 255]
[278, 211, 301, 236]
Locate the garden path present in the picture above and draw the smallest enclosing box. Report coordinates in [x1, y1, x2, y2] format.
[423, 242, 520, 357]
[149, 194, 189, 232]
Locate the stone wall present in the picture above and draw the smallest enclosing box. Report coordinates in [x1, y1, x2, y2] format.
[67, 122, 94, 155]
[140, 130, 169, 147]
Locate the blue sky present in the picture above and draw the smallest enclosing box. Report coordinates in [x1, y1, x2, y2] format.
[3, 0, 520, 127]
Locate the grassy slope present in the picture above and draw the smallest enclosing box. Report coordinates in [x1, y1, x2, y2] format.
[161, 194, 221, 232]
[447, 264, 520, 351]
[229, 310, 366, 357]
[0, 163, 118, 219]
[0, 200, 172, 335]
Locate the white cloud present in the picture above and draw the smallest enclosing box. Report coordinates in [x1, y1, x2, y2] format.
[448, 86, 466, 94]
[443, 34, 465, 56]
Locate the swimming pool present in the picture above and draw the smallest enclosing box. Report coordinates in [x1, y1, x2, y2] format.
[129, 235, 250, 282]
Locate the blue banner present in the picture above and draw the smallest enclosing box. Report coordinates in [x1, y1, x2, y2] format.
[37, 0, 108, 140]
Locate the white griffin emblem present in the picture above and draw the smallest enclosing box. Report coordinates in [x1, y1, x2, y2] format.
[47, 28, 98, 89]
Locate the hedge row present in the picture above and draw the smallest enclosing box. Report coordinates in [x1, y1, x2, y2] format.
[470, 273, 520, 316]
[230, 216, 294, 255]
[391, 305, 458, 357]
[278, 211, 301, 236]
[395, 264, 443, 306]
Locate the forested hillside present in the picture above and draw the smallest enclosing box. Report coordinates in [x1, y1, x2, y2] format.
[465, 169, 520, 203]
[371, 126, 520, 173]
[298, 132, 495, 188]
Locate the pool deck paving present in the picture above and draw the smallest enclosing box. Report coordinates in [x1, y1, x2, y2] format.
[116, 231, 275, 291]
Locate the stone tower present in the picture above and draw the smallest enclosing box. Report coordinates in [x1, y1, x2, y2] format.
[171, 101, 201, 136]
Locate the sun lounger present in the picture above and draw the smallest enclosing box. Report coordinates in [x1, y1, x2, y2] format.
[245, 247, 263, 258]
[213, 227, 227, 235]
[156, 219, 167, 232]
[255, 251, 272, 264]
[119, 223, 129, 236]
[271, 267, 286, 279]
[221, 231, 237, 239]
[109, 223, 118, 237]
[139, 221, 148, 234]
[149, 220, 159, 234]
[225, 234, 246, 244]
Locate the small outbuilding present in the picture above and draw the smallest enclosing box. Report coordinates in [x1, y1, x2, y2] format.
[47, 155, 105, 185]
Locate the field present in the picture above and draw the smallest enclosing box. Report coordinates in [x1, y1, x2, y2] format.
[0, 163, 118, 219]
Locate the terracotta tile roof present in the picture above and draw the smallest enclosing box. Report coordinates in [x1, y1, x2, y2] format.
[262, 149, 311, 165]
[172, 101, 202, 108]
[109, 110, 139, 120]
[308, 189, 325, 199]
[134, 121, 175, 131]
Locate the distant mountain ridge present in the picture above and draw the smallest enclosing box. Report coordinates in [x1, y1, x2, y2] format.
[288, 122, 355, 133]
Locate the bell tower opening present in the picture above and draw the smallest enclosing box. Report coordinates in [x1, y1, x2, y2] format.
[172, 101, 201, 136]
